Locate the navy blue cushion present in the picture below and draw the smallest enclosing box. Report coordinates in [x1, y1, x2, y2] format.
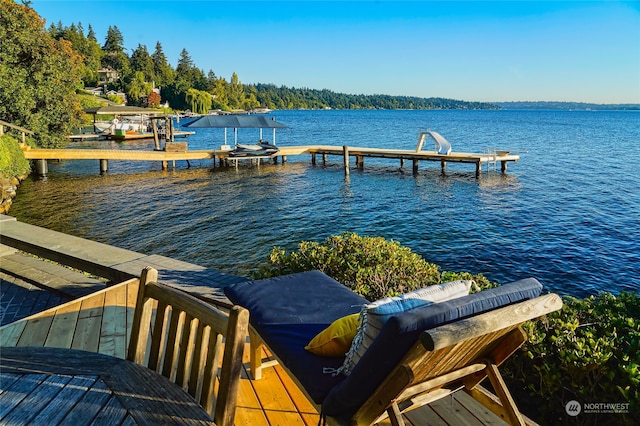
[224, 270, 368, 403]
[321, 277, 543, 419]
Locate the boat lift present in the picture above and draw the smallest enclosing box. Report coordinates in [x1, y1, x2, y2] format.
[182, 115, 288, 150]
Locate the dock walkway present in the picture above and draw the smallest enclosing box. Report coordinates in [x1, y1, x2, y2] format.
[22, 144, 519, 177]
[0, 215, 244, 306]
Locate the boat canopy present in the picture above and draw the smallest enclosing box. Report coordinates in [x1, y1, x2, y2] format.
[182, 115, 288, 129]
[84, 106, 161, 115]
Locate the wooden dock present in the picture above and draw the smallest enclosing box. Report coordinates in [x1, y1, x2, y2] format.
[21, 144, 519, 177]
[0, 215, 537, 425]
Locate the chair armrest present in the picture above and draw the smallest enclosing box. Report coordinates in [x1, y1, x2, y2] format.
[420, 293, 562, 351]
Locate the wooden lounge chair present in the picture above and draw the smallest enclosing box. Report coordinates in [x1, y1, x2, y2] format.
[224, 271, 562, 426]
[128, 267, 249, 426]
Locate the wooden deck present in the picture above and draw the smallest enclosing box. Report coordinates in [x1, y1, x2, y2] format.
[0, 216, 529, 425]
[0, 281, 513, 425]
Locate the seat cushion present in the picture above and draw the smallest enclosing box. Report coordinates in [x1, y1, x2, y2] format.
[224, 270, 368, 403]
[321, 277, 544, 419]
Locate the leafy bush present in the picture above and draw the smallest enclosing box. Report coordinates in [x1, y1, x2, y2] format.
[0, 135, 30, 177]
[506, 291, 639, 424]
[254, 232, 495, 300]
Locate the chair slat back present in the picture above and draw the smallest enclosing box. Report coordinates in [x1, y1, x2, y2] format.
[127, 267, 248, 426]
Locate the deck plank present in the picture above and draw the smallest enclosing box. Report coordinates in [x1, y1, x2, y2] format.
[17, 315, 54, 347]
[0, 320, 26, 347]
[99, 282, 130, 358]
[71, 292, 105, 352]
[44, 301, 81, 348]
[249, 363, 308, 424]
[429, 393, 486, 425]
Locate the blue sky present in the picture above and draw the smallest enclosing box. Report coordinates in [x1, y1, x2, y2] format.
[31, 1, 640, 103]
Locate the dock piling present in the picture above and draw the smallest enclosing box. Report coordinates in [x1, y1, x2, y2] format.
[100, 159, 108, 174]
[343, 145, 350, 176]
[35, 159, 48, 177]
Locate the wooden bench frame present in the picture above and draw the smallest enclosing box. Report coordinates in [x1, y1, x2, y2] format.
[128, 267, 249, 426]
[249, 293, 562, 426]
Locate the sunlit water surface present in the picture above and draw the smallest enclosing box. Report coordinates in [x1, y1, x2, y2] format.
[11, 110, 640, 297]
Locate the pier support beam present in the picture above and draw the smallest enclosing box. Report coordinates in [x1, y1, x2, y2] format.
[356, 155, 364, 169]
[100, 159, 108, 174]
[412, 159, 419, 175]
[475, 162, 481, 178]
[400, 158, 405, 168]
[441, 160, 446, 174]
[501, 161, 507, 173]
[34, 159, 48, 177]
[343, 145, 350, 176]
[322, 153, 327, 165]
[311, 153, 316, 165]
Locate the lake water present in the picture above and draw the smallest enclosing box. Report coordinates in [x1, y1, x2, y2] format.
[9, 109, 640, 297]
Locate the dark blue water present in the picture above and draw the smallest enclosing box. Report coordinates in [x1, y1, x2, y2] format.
[10, 110, 640, 297]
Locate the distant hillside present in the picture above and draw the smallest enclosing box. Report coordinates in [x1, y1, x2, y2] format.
[495, 101, 640, 110]
[250, 84, 500, 110]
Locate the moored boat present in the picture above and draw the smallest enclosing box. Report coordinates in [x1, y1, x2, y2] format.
[229, 140, 279, 157]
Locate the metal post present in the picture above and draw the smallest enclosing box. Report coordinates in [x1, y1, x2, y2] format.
[100, 159, 108, 174]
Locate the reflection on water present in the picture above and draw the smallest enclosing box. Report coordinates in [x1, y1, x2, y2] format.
[11, 110, 640, 297]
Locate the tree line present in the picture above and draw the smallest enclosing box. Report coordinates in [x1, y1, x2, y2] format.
[47, 21, 498, 113]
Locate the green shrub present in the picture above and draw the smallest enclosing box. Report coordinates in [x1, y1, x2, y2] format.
[506, 291, 639, 424]
[254, 232, 494, 300]
[0, 135, 30, 177]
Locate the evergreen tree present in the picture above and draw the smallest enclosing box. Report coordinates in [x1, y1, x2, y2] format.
[130, 43, 154, 83]
[227, 72, 244, 110]
[102, 25, 124, 53]
[87, 24, 97, 43]
[81, 24, 103, 86]
[151, 41, 175, 87]
[101, 25, 129, 79]
[0, 0, 83, 148]
[211, 76, 228, 110]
